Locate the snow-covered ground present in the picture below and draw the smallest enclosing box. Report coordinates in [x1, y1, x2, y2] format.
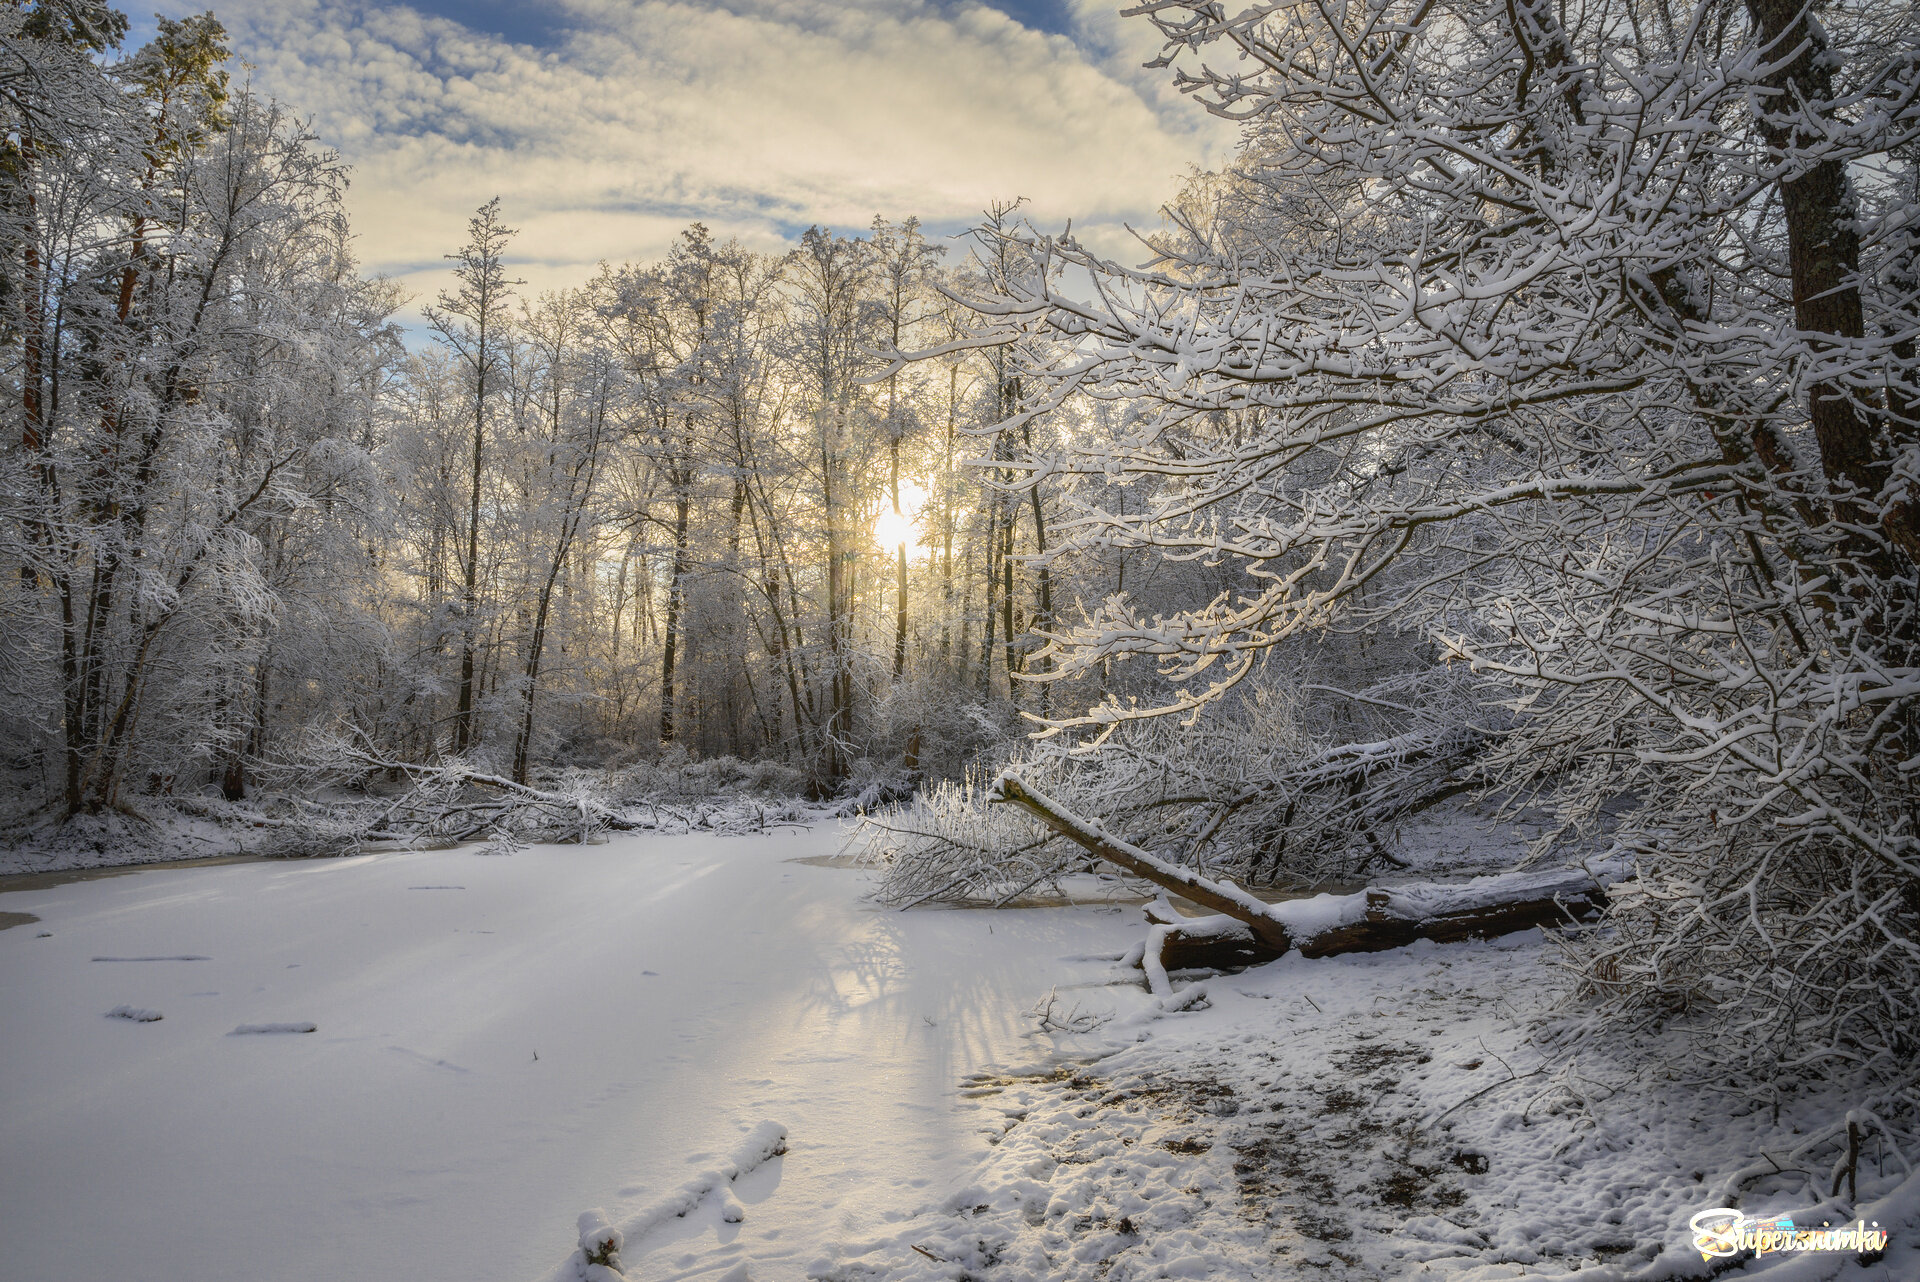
[814, 939, 1919, 1281]
[0, 825, 1139, 1281]
[4, 819, 1914, 1282]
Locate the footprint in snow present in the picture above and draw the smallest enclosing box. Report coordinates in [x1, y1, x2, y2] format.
[105, 1006, 162, 1022]
[230, 1022, 317, 1035]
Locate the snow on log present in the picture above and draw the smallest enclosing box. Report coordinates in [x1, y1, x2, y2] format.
[990, 771, 1605, 967]
[1152, 915, 1276, 973]
[545, 1121, 789, 1282]
[1301, 871, 1609, 956]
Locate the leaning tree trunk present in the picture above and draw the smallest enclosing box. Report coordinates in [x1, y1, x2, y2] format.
[990, 774, 1607, 976]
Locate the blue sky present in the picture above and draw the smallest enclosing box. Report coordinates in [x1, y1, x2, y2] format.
[380, 1, 1081, 47]
[128, 0, 1232, 318]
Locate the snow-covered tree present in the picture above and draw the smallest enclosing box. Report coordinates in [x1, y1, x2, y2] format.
[2, 10, 399, 816]
[423, 197, 520, 758]
[916, 0, 1920, 1093]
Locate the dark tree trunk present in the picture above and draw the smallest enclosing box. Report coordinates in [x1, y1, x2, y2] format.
[1744, 0, 1917, 561]
[659, 481, 691, 744]
[454, 357, 485, 755]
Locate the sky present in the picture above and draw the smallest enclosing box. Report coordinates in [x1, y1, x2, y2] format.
[135, 0, 1237, 323]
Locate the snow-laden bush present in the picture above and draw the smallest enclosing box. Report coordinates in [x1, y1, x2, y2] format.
[859, 665, 1499, 903]
[603, 753, 807, 804]
[859, 763, 1080, 906]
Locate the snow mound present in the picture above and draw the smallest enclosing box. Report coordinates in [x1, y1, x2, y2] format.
[105, 1006, 162, 1022]
[1267, 889, 1369, 940]
[547, 1121, 789, 1281]
[573, 1210, 623, 1281]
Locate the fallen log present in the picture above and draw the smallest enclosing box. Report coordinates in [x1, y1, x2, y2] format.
[990, 771, 1606, 970]
[1156, 920, 1281, 971]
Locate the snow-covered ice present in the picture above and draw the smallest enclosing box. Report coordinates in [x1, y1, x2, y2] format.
[0, 824, 1139, 1281]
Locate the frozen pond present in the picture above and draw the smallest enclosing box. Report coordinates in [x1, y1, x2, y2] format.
[0, 826, 1137, 1281]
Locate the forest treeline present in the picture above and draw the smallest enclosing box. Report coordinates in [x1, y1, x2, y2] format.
[0, 5, 1156, 815]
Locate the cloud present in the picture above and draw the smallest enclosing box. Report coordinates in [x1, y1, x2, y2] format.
[207, 0, 1233, 317]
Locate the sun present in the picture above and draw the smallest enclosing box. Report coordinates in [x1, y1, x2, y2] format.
[873, 506, 915, 551]
[872, 478, 930, 553]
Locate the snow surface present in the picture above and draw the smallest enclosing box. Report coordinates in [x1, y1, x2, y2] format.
[5, 818, 1915, 1281]
[0, 824, 1140, 1281]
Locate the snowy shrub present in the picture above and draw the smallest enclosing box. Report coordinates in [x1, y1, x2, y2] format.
[746, 760, 809, 796]
[603, 754, 812, 809]
[859, 664, 1499, 902]
[858, 763, 1080, 906]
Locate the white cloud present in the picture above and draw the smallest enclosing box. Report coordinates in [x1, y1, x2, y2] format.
[212, 0, 1233, 317]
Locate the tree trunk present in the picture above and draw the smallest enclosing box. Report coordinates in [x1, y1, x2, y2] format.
[1000, 505, 1016, 691]
[1744, 0, 1914, 562]
[1022, 422, 1051, 720]
[453, 354, 485, 755]
[513, 498, 588, 783]
[822, 417, 849, 783]
[659, 480, 691, 744]
[981, 494, 998, 699]
[890, 430, 909, 681]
